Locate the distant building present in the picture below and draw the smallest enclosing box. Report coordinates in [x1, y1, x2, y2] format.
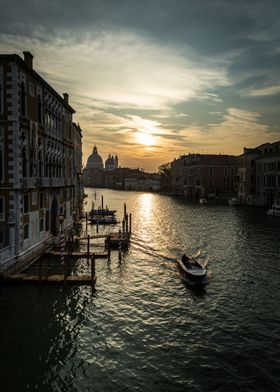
[86, 145, 103, 170]
[237, 141, 280, 206]
[0, 51, 83, 271]
[171, 154, 237, 198]
[83, 146, 119, 186]
[105, 154, 118, 171]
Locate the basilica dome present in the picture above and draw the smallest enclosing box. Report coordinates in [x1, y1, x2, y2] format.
[86, 145, 104, 169]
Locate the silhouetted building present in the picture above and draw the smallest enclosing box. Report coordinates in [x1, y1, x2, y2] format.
[237, 141, 280, 206]
[171, 154, 237, 198]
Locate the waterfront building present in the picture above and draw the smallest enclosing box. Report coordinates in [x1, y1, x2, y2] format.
[237, 141, 280, 206]
[0, 51, 83, 271]
[170, 154, 237, 198]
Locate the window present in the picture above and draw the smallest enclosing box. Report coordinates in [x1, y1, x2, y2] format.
[23, 194, 29, 213]
[37, 95, 42, 123]
[39, 218, 44, 232]
[23, 224, 29, 239]
[39, 192, 44, 209]
[0, 196, 4, 221]
[29, 82, 35, 97]
[0, 126, 3, 182]
[20, 82, 26, 116]
[0, 229, 5, 248]
[32, 192, 37, 206]
[45, 210, 49, 231]
[0, 66, 3, 114]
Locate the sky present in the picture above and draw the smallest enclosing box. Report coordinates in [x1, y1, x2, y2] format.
[0, 0, 280, 172]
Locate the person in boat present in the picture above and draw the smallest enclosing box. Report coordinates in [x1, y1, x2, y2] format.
[182, 254, 192, 268]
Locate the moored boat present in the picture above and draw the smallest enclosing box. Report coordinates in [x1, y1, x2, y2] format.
[177, 254, 208, 287]
[228, 197, 240, 206]
[199, 198, 207, 205]
[267, 201, 280, 218]
[90, 215, 118, 224]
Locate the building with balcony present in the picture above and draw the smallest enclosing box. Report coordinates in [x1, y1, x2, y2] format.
[0, 51, 83, 272]
[171, 154, 237, 198]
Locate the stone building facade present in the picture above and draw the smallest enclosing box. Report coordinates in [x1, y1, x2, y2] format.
[0, 51, 83, 271]
[171, 154, 237, 198]
[237, 141, 280, 206]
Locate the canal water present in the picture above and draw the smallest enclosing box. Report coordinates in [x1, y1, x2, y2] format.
[1, 188, 280, 392]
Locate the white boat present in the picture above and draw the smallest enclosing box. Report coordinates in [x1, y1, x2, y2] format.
[267, 201, 280, 218]
[228, 197, 240, 206]
[177, 253, 208, 287]
[199, 198, 207, 205]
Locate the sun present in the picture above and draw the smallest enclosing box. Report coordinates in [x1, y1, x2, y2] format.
[136, 132, 155, 146]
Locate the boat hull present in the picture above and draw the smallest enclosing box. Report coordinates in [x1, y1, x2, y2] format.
[177, 259, 208, 287]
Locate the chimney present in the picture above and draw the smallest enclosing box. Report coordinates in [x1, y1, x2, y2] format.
[23, 51, 34, 68]
[63, 93, 69, 104]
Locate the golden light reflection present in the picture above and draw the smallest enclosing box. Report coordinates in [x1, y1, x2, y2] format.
[136, 132, 155, 146]
[140, 193, 153, 219]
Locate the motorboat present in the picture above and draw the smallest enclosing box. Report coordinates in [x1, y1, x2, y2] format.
[228, 197, 240, 206]
[267, 201, 280, 218]
[177, 254, 208, 287]
[199, 198, 207, 205]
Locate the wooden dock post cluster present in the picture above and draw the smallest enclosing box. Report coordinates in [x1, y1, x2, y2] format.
[0, 197, 132, 287]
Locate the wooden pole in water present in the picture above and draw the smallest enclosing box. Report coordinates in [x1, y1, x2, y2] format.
[118, 228, 122, 261]
[101, 195, 104, 210]
[107, 236, 111, 260]
[124, 203, 126, 220]
[129, 213, 132, 234]
[125, 214, 128, 233]
[96, 221, 99, 233]
[85, 212, 88, 233]
[64, 256, 67, 284]
[87, 234, 90, 257]
[91, 254, 95, 286]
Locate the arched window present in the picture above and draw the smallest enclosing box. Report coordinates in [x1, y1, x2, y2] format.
[23, 224, 29, 239]
[37, 95, 42, 123]
[45, 210, 49, 231]
[0, 126, 3, 182]
[20, 82, 26, 116]
[0, 83, 2, 114]
[39, 218, 44, 232]
[0, 196, 4, 221]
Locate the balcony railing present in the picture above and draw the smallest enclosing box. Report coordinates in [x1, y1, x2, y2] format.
[0, 245, 15, 265]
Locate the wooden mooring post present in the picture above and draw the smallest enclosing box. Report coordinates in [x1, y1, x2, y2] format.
[85, 212, 88, 233]
[118, 229, 122, 261]
[87, 235, 90, 257]
[91, 254, 95, 286]
[129, 213, 132, 234]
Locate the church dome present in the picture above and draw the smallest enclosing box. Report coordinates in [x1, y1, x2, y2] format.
[86, 145, 103, 169]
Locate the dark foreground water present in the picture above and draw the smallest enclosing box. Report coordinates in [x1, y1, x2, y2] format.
[1, 188, 280, 392]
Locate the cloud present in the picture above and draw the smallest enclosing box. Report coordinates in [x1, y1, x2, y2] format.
[177, 108, 279, 155]
[246, 85, 280, 97]
[0, 30, 229, 112]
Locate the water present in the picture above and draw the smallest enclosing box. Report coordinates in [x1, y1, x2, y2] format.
[1, 188, 280, 392]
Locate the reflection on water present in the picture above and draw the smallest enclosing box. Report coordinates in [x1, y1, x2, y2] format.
[1, 188, 280, 392]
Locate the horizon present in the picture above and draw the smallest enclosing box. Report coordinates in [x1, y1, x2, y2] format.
[1, 0, 279, 171]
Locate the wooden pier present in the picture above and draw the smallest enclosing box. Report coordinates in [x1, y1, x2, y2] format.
[1, 273, 96, 285]
[0, 200, 133, 287]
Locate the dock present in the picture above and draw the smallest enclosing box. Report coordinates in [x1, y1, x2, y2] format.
[2, 274, 96, 285]
[0, 199, 132, 287]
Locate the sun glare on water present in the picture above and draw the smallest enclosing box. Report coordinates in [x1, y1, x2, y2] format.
[136, 132, 155, 146]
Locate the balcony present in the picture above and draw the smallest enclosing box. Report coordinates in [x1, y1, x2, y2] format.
[0, 245, 15, 266]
